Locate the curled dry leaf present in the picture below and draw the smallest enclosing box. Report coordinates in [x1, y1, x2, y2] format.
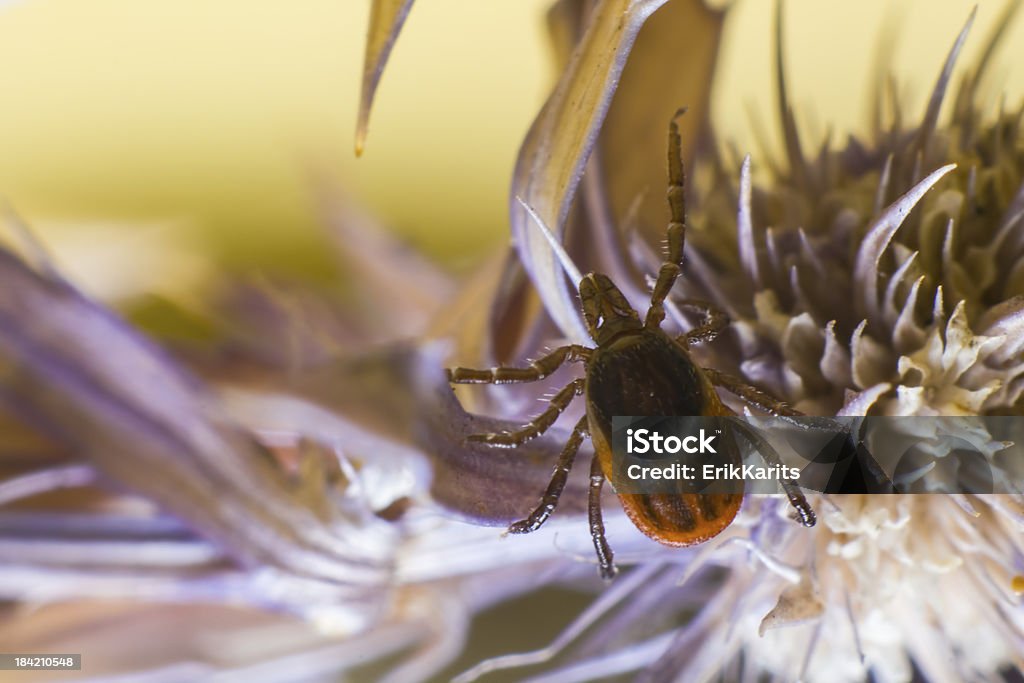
[593, 0, 724, 247]
[513, 0, 723, 343]
[410, 350, 593, 523]
[276, 342, 591, 525]
[541, 0, 726, 327]
[511, 0, 674, 344]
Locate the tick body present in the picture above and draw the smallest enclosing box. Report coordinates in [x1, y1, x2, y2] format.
[585, 324, 742, 549]
[448, 113, 814, 579]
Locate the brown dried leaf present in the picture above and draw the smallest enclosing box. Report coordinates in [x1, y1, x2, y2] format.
[511, 0, 674, 344]
[594, 0, 724, 246]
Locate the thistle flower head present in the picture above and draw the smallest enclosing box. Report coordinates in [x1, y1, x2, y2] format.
[681, 10, 1024, 419]
[450, 3, 1024, 682]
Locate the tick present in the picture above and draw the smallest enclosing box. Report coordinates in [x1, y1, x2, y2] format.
[447, 113, 816, 579]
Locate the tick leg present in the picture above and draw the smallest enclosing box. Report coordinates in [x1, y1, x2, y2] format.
[645, 109, 688, 330]
[508, 416, 588, 534]
[468, 378, 584, 447]
[447, 345, 591, 384]
[706, 368, 849, 438]
[673, 298, 730, 347]
[589, 455, 617, 580]
[731, 420, 816, 527]
[704, 367, 802, 417]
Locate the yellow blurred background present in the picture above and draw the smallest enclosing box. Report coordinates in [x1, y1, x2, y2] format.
[0, 0, 1018, 295]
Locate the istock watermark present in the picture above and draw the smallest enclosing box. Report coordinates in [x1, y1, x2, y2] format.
[625, 427, 718, 454]
[611, 415, 1024, 496]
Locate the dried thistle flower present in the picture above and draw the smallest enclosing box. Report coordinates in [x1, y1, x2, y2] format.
[642, 5, 1024, 679]
[456, 3, 1024, 682]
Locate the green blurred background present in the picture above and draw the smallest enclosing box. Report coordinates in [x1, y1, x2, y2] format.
[0, 0, 1016, 295]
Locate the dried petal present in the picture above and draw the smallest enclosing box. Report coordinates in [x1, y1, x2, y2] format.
[0, 248, 389, 587]
[355, 0, 416, 156]
[853, 164, 956, 326]
[511, 0, 674, 343]
[593, 0, 724, 247]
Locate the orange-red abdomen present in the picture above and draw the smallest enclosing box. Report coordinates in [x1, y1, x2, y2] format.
[585, 327, 743, 547]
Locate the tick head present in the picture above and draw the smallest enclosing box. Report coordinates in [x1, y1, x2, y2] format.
[579, 273, 642, 344]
